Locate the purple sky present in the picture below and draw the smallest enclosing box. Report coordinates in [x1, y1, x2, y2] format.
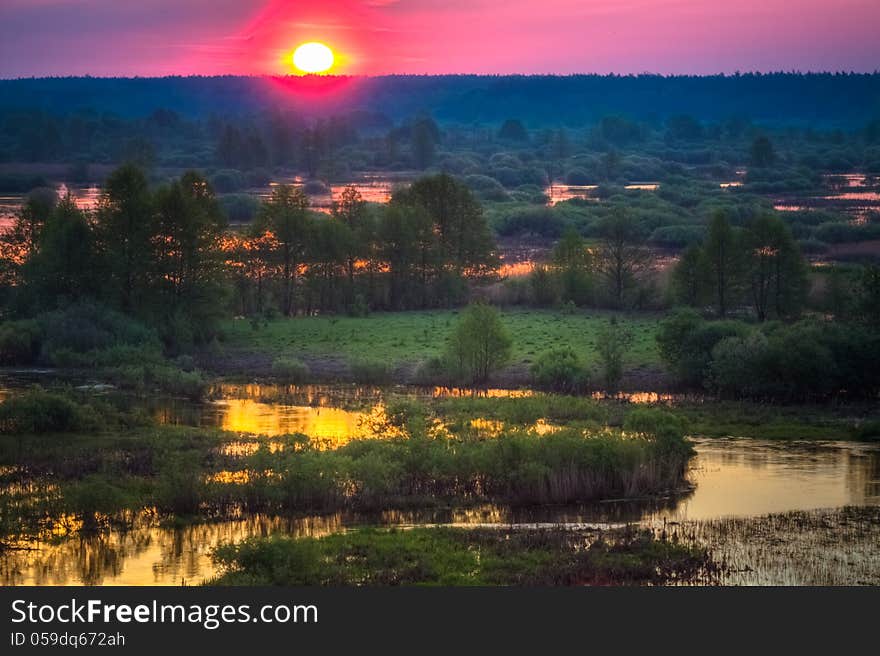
[1, 0, 878, 78]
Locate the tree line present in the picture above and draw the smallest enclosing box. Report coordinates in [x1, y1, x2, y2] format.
[671, 210, 809, 321]
[0, 167, 499, 347]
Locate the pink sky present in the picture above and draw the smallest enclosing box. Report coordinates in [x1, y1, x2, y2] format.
[1, 0, 878, 77]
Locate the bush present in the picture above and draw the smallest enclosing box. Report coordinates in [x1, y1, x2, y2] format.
[706, 332, 769, 398]
[595, 318, 634, 390]
[349, 359, 393, 385]
[496, 207, 565, 238]
[530, 348, 589, 393]
[443, 303, 512, 385]
[624, 408, 692, 458]
[0, 387, 88, 434]
[656, 310, 748, 387]
[37, 302, 159, 358]
[462, 175, 509, 201]
[271, 357, 310, 383]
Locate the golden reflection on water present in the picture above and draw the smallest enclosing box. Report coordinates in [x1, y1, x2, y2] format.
[431, 386, 534, 399]
[0, 508, 502, 586]
[217, 398, 369, 442]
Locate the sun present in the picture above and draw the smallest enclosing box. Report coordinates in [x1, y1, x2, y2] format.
[292, 42, 335, 74]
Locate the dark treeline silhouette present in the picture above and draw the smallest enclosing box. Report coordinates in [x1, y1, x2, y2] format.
[1, 73, 879, 125]
[0, 167, 499, 348]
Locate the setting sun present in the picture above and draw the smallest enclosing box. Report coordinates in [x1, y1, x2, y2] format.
[292, 42, 334, 74]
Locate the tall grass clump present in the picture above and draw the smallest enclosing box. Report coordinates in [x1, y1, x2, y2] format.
[211, 420, 693, 512]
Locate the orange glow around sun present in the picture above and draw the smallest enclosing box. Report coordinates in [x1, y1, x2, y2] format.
[292, 42, 335, 74]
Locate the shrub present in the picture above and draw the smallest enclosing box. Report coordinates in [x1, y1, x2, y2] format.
[462, 174, 510, 201]
[443, 303, 512, 385]
[37, 302, 159, 357]
[706, 332, 769, 398]
[530, 348, 589, 393]
[271, 357, 310, 383]
[0, 387, 88, 434]
[496, 207, 565, 238]
[349, 359, 393, 385]
[656, 310, 748, 387]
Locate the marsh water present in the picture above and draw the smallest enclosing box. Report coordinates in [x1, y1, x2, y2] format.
[0, 375, 878, 585]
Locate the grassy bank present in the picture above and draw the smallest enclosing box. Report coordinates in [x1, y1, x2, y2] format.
[214, 309, 663, 385]
[209, 526, 717, 586]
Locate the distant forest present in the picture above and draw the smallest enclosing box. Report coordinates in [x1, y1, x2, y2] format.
[1, 74, 879, 126]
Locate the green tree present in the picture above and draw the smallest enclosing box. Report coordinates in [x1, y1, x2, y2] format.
[742, 214, 806, 321]
[703, 211, 742, 318]
[153, 172, 227, 343]
[305, 217, 349, 314]
[395, 174, 498, 287]
[551, 228, 593, 305]
[21, 195, 99, 308]
[2, 188, 56, 260]
[445, 303, 512, 385]
[596, 210, 646, 308]
[255, 185, 312, 317]
[331, 186, 367, 310]
[95, 164, 154, 312]
[378, 203, 434, 309]
[671, 244, 710, 307]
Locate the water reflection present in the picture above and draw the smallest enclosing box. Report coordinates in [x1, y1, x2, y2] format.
[545, 182, 659, 206]
[546, 184, 598, 205]
[2, 437, 877, 586]
[773, 171, 880, 219]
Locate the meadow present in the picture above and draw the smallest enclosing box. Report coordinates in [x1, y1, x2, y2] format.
[217, 309, 663, 384]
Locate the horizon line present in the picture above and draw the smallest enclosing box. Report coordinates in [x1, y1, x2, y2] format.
[3, 70, 880, 82]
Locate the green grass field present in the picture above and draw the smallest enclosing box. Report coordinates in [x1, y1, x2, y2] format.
[221, 308, 662, 370]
